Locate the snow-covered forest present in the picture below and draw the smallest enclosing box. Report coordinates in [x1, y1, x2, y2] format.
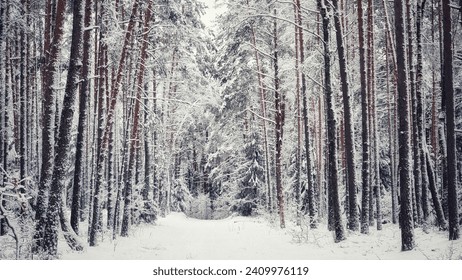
[0, 0, 461, 260]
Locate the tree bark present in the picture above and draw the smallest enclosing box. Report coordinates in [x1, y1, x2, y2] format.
[394, 0, 415, 251]
[416, 0, 430, 225]
[249, 25, 272, 214]
[319, 0, 345, 242]
[358, 0, 370, 234]
[273, 8, 285, 229]
[34, 0, 64, 252]
[295, 0, 316, 228]
[331, 0, 359, 231]
[43, 0, 84, 256]
[71, 0, 93, 236]
[442, 0, 460, 240]
[121, 0, 153, 237]
[89, 0, 140, 246]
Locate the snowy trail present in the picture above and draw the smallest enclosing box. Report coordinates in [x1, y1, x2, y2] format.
[60, 213, 461, 260]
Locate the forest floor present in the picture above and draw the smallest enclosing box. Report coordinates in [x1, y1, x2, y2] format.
[59, 212, 462, 260]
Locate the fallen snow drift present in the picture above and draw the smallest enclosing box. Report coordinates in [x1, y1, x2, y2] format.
[60, 212, 462, 260]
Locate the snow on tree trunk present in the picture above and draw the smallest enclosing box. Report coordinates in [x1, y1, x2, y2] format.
[331, 0, 359, 231]
[33, 0, 63, 253]
[441, 0, 460, 241]
[295, 0, 317, 229]
[394, 0, 415, 251]
[71, 0, 92, 236]
[89, 0, 140, 246]
[319, 0, 345, 242]
[358, 0, 370, 235]
[43, 0, 84, 256]
[273, 8, 285, 229]
[121, 0, 152, 237]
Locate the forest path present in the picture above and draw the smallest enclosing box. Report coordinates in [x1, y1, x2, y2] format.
[60, 213, 460, 259]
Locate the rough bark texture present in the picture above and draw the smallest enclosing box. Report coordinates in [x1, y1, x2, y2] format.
[273, 8, 285, 229]
[442, 0, 460, 240]
[415, 0, 429, 225]
[332, 0, 359, 231]
[71, 0, 93, 236]
[319, 0, 345, 242]
[295, 0, 316, 228]
[34, 0, 64, 252]
[394, 0, 415, 251]
[43, 0, 84, 256]
[121, 0, 153, 237]
[89, 0, 139, 246]
[358, 0, 370, 234]
[0, 1, 7, 236]
[249, 25, 272, 214]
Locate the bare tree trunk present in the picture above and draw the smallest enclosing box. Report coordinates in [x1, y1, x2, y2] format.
[0, 1, 8, 236]
[273, 7, 285, 229]
[89, 0, 140, 246]
[394, 0, 415, 251]
[295, 0, 316, 228]
[293, 0, 302, 226]
[43, 0, 84, 256]
[121, 0, 152, 237]
[249, 26, 272, 214]
[442, 0, 460, 240]
[33, 0, 62, 252]
[71, 0, 93, 236]
[416, 0, 430, 226]
[358, 0, 370, 234]
[331, 0, 359, 231]
[19, 0, 27, 183]
[319, 0, 345, 242]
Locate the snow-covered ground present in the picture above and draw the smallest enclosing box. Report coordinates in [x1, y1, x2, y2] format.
[60, 212, 462, 260]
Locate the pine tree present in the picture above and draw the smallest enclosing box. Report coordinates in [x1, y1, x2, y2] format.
[394, 0, 415, 251]
[319, 0, 345, 242]
[42, 0, 85, 256]
[442, 0, 460, 241]
[235, 130, 264, 216]
[331, 0, 359, 231]
[34, 0, 66, 252]
[358, 0, 370, 234]
[71, 0, 93, 236]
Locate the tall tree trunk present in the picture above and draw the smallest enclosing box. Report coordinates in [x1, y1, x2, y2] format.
[385, 33, 398, 225]
[331, 0, 359, 231]
[442, 0, 460, 240]
[33, 0, 62, 252]
[249, 26, 272, 214]
[43, 0, 84, 256]
[71, 0, 93, 236]
[295, 0, 316, 228]
[273, 8, 285, 229]
[319, 0, 345, 242]
[394, 0, 415, 251]
[0, 1, 8, 236]
[358, 0, 370, 234]
[407, 0, 423, 226]
[89, 0, 140, 246]
[366, 0, 375, 227]
[121, 0, 152, 237]
[19, 0, 27, 183]
[293, 0, 302, 226]
[416, 0, 430, 225]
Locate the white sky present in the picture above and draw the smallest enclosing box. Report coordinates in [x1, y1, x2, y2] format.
[200, 0, 226, 28]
